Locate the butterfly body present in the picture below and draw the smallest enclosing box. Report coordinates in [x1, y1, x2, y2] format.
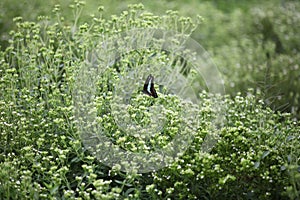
[143, 74, 158, 98]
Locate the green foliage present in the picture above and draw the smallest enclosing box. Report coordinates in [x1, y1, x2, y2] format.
[1, 0, 300, 120]
[0, 1, 299, 199]
[203, 1, 300, 119]
[150, 93, 299, 199]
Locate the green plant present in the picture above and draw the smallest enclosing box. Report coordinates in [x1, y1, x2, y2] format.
[207, 1, 300, 119]
[0, 1, 299, 199]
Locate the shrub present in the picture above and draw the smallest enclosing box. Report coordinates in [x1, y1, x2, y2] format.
[0, 1, 299, 199]
[209, 1, 300, 119]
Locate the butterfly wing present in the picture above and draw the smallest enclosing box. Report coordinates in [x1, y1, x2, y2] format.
[150, 79, 158, 98]
[143, 75, 152, 96]
[143, 74, 158, 98]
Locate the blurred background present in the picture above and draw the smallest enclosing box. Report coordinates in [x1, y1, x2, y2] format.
[1, 0, 299, 119]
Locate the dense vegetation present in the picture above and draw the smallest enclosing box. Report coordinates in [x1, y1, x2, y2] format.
[0, 0, 299, 199]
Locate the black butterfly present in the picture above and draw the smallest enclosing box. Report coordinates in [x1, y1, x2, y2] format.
[142, 74, 158, 98]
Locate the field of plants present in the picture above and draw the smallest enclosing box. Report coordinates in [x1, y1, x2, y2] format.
[0, 0, 299, 199]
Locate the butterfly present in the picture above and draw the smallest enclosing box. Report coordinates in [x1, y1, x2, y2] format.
[142, 74, 158, 98]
